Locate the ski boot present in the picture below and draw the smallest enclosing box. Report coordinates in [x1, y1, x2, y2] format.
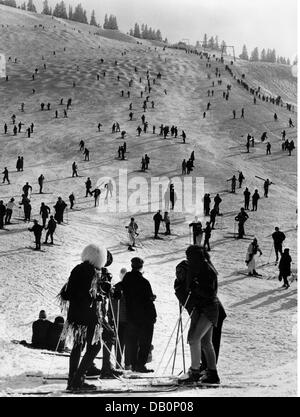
[100, 368, 124, 379]
[85, 364, 101, 378]
[199, 369, 220, 385]
[178, 367, 201, 384]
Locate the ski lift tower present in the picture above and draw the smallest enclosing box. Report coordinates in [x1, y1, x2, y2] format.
[221, 45, 236, 62]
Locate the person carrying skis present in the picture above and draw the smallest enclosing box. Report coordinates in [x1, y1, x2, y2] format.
[175, 246, 222, 384]
[235, 207, 249, 239]
[28, 219, 44, 250]
[278, 248, 292, 289]
[245, 238, 262, 276]
[264, 179, 272, 198]
[189, 216, 203, 245]
[272, 227, 286, 263]
[126, 217, 138, 250]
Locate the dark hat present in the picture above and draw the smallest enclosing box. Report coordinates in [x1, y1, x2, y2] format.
[39, 310, 47, 319]
[54, 316, 64, 324]
[131, 257, 144, 269]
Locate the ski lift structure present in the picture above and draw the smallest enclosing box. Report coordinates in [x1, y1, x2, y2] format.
[221, 45, 236, 62]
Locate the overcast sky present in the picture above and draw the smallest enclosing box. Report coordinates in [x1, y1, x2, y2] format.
[41, 0, 297, 59]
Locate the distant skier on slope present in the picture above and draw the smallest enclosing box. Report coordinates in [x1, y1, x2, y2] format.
[245, 238, 262, 276]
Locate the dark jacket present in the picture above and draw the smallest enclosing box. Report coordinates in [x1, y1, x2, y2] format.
[175, 259, 220, 326]
[47, 218, 57, 232]
[279, 253, 292, 276]
[46, 321, 65, 352]
[32, 319, 52, 348]
[29, 223, 44, 237]
[60, 261, 101, 326]
[272, 231, 286, 246]
[121, 270, 157, 325]
[153, 212, 163, 223]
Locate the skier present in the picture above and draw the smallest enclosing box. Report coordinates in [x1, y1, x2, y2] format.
[261, 132, 267, 142]
[58, 245, 113, 391]
[31, 310, 52, 349]
[105, 180, 113, 200]
[213, 194, 222, 215]
[28, 219, 44, 250]
[182, 159, 187, 175]
[272, 227, 286, 263]
[266, 142, 271, 155]
[116, 257, 156, 372]
[181, 130, 186, 143]
[233, 110, 236, 119]
[238, 172, 245, 188]
[264, 179, 272, 197]
[2, 167, 10, 184]
[235, 207, 249, 239]
[209, 207, 217, 229]
[79, 140, 85, 151]
[244, 187, 251, 210]
[204, 193, 211, 216]
[72, 162, 78, 177]
[163, 212, 171, 235]
[153, 210, 163, 238]
[241, 108, 245, 118]
[203, 222, 212, 251]
[69, 193, 75, 209]
[136, 126, 142, 136]
[189, 216, 203, 245]
[4, 123, 7, 134]
[169, 183, 175, 210]
[252, 189, 260, 211]
[44, 215, 57, 245]
[91, 187, 101, 207]
[289, 118, 294, 128]
[85, 177, 93, 197]
[175, 246, 221, 384]
[84, 148, 90, 161]
[126, 217, 138, 250]
[245, 238, 262, 276]
[38, 174, 45, 194]
[145, 154, 150, 170]
[5, 198, 16, 225]
[53, 197, 67, 224]
[278, 249, 292, 288]
[23, 182, 32, 197]
[141, 157, 146, 172]
[230, 175, 236, 193]
[20, 194, 31, 222]
[40, 202, 51, 228]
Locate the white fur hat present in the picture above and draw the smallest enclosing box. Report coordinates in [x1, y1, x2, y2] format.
[81, 244, 107, 269]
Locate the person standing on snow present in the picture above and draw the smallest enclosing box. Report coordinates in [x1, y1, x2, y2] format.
[126, 217, 138, 250]
[245, 238, 262, 276]
[278, 248, 292, 289]
[189, 216, 203, 245]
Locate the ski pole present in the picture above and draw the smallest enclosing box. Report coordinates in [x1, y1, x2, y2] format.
[179, 310, 186, 374]
[162, 309, 194, 376]
[267, 244, 273, 264]
[171, 306, 181, 374]
[155, 292, 191, 376]
[108, 296, 124, 369]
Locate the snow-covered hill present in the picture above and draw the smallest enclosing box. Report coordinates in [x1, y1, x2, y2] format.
[0, 5, 297, 397]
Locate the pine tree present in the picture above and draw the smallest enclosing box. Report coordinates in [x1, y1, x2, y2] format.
[72, 3, 86, 23]
[156, 29, 162, 42]
[214, 36, 219, 50]
[103, 14, 108, 28]
[287, 58, 291, 66]
[221, 40, 227, 54]
[90, 9, 97, 26]
[21, 1, 26, 8]
[250, 47, 259, 61]
[42, 0, 50, 15]
[260, 48, 266, 62]
[68, 5, 73, 20]
[134, 23, 140, 38]
[4, 0, 17, 7]
[129, 28, 134, 36]
[208, 36, 214, 49]
[203, 34, 208, 48]
[239, 44, 249, 60]
[27, 0, 36, 12]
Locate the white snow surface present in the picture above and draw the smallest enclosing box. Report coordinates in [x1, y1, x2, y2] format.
[0, 6, 297, 397]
